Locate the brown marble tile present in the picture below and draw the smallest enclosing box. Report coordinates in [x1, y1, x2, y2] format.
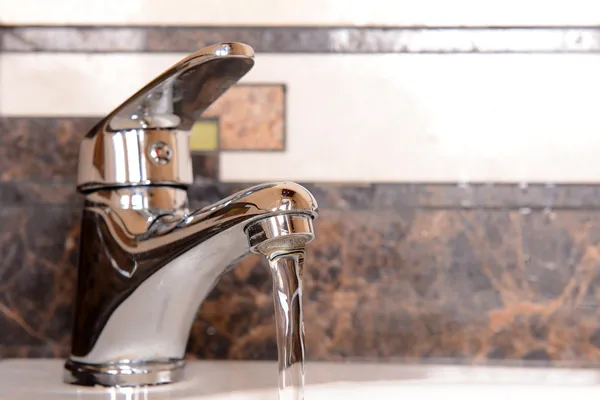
[204, 86, 285, 151]
[187, 208, 600, 366]
[2, 206, 600, 364]
[191, 153, 219, 183]
[0, 206, 79, 358]
[401, 183, 564, 210]
[0, 182, 78, 206]
[0, 118, 97, 182]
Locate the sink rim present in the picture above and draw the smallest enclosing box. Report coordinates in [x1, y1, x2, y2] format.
[2, 359, 600, 399]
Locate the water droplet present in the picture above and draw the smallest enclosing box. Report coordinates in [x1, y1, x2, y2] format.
[520, 207, 532, 215]
[458, 173, 470, 188]
[519, 182, 529, 192]
[543, 182, 556, 217]
[64, 236, 75, 251]
[206, 326, 217, 335]
[544, 207, 556, 220]
[215, 43, 233, 56]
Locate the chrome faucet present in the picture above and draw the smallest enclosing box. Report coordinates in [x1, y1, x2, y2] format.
[64, 42, 318, 387]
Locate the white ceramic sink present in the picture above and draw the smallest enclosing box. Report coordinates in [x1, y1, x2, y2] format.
[2, 360, 600, 399]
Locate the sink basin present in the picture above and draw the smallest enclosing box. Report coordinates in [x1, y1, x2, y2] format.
[1, 360, 600, 399]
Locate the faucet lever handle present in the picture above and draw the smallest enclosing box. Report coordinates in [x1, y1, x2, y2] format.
[77, 42, 255, 193]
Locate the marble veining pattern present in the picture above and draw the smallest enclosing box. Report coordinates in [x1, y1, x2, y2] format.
[3, 180, 600, 366]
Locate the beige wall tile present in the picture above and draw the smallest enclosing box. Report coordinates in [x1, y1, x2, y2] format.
[1, 0, 600, 27]
[3, 53, 600, 183]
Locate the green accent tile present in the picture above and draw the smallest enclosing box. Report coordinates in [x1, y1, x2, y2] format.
[190, 120, 218, 151]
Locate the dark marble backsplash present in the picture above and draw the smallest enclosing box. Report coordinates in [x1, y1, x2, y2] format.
[2, 118, 600, 366]
[5, 187, 600, 366]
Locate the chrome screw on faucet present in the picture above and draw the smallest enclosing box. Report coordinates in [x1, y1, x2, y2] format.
[149, 141, 173, 165]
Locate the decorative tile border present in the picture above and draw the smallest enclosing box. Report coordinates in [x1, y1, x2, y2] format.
[189, 85, 285, 152]
[205, 85, 285, 151]
[5, 27, 600, 54]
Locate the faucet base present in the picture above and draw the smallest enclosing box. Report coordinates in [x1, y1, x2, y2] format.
[63, 358, 185, 387]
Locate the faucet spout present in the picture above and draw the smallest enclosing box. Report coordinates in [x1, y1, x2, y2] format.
[64, 43, 319, 387]
[66, 182, 317, 387]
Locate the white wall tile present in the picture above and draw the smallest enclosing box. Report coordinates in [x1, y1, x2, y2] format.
[3, 52, 600, 183]
[1, 0, 600, 27]
[0, 54, 178, 116]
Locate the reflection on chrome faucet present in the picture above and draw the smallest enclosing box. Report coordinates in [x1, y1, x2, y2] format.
[64, 42, 318, 388]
